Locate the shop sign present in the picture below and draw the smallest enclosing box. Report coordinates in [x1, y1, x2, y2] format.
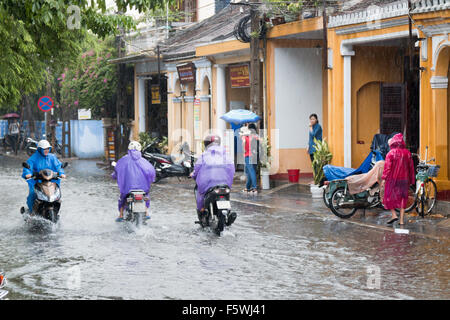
[230, 64, 250, 88]
[177, 63, 196, 84]
[78, 108, 92, 120]
[151, 85, 160, 104]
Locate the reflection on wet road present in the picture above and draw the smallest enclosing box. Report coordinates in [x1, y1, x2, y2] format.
[0, 158, 448, 299]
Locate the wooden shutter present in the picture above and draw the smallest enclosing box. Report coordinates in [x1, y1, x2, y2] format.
[380, 83, 405, 135]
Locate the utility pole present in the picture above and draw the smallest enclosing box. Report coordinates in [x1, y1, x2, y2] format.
[249, 1, 261, 118]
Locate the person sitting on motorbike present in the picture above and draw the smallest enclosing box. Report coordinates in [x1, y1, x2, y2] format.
[112, 141, 156, 222]
[190, 134, 235, 221]
[22, 140, 66, 213]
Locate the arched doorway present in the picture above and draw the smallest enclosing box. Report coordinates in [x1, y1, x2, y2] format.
[352, 82, 381, 168]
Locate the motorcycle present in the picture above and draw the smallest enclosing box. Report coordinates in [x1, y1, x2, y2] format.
[25, 133, 62, 156]
[20, 161, 68, 223]
[142, 142, 195, 183]
[194, 184, 237, 236]
[328, 179, 382, 219]
[0, 270, 7, 300]
[112, 161, 149, 227]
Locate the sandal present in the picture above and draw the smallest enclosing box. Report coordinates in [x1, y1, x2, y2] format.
[242, 189, 250, 193]
[387, 217, 398, 225]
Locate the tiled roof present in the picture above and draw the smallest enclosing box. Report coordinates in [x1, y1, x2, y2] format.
[161, 5, 250, 60]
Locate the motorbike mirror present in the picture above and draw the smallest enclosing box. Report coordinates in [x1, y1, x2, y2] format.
[22, 162, 30, 169]
[62, 162, 69, 168]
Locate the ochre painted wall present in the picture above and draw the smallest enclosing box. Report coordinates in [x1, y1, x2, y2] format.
[350, 46, 403, 167]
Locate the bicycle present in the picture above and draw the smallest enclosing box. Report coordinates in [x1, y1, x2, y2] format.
[395, 146, 439, 217]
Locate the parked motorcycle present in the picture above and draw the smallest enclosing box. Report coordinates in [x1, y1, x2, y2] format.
[26, 133, 62, 156]
[142, 142, 195, 182]
[328, 179, 382, 219]
[194, 184, 237, 236]
[20, 161, 68, 223]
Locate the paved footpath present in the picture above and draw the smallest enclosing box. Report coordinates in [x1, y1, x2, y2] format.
[162, 176, 450, 241]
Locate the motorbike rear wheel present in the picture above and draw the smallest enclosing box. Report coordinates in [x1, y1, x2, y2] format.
[330, 187, 357, 219]
[215, 212, 226, 236]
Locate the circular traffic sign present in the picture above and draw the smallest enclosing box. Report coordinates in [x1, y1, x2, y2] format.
[38, 96, 54, 112]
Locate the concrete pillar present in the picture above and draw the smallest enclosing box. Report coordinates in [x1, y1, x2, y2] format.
[138, 78, 146, 133]
[342, 48, 355, 168]
[215, 64, 227, 135]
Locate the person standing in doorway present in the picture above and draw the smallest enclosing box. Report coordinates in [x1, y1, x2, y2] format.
[307, 114, 322, 163]
[241, 123, 260, 195]
[8, 118, 20, 155]
[381, 133, 415, 226]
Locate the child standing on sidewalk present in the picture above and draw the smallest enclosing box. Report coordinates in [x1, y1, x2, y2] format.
[381, 133, 415, 226]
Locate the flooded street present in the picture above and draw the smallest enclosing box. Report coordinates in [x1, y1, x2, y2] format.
[0, 157, 449, 300]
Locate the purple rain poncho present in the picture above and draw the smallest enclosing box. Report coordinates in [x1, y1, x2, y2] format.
[112, 149, 156, 209]
[192, 145, 235, 210]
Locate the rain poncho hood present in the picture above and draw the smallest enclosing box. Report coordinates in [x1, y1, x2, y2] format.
[192, 145, 235, 195]
[22, 146, 63, 183]
[112, 149, 156, 195]
[382, 133, 415, 209]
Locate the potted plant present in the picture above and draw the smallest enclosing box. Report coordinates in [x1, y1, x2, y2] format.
[311, 138, 332, 197]
[259, 136, 272, 190]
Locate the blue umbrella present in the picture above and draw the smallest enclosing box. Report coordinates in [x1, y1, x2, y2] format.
[220, 109, 261, 125]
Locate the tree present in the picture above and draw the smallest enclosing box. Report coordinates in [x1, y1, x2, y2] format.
[58, 34, 118, 119]
[0, 0, 168, 111]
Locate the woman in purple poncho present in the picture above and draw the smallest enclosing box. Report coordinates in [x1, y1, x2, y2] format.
[191, 135, 235, 214]
[112, 141, 156, 222]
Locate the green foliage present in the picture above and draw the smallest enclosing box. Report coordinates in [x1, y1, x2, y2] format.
[58, 34, 118, 117]
[259, 136, 272, 170]
[312, 138, 332, 185]
[139, 132, 168, 154]
[0, 0, 167, 111]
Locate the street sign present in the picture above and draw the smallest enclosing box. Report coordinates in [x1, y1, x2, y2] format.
[38, 96, 54, 112]
[78, 108, 92, 120]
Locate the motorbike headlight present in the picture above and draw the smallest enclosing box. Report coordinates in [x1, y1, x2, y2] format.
[225, 188, 230, 193]
[183, 161, 191, 168]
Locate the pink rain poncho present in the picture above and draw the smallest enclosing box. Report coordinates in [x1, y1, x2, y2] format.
[381, 133, 415, 210]
[192, 145, 235, 210]
[112, 149, 156, 209]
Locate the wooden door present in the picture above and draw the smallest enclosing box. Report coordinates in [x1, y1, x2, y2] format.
[380, 83, 406, 136]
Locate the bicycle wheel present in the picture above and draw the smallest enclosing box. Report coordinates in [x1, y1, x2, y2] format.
[417, 191, 426, 218]
[424, 179, 437, 214]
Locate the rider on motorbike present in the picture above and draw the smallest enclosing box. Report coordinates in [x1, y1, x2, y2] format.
[112, 141, 156, 222]
[22, 140, 66, 212]
[190, 135, 235, 217]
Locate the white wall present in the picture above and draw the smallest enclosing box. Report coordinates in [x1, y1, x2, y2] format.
[197, 0, 216, 21]
[274, 47, 323, 149]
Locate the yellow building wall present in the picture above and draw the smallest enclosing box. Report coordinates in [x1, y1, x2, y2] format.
[327, 23, 410, 166]
[416, 13, 450, 191]
[351, 46, 403, 167]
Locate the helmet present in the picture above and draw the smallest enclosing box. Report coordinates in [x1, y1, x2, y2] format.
[128, 141, 142, 152]
[203, 134, 221, 149]
[37, 140, 51, 150]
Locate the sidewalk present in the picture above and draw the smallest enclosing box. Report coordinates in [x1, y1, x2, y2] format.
[230, 178, 450, 240]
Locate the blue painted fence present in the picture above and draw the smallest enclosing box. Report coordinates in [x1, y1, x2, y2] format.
[0, 119, 104, 159]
